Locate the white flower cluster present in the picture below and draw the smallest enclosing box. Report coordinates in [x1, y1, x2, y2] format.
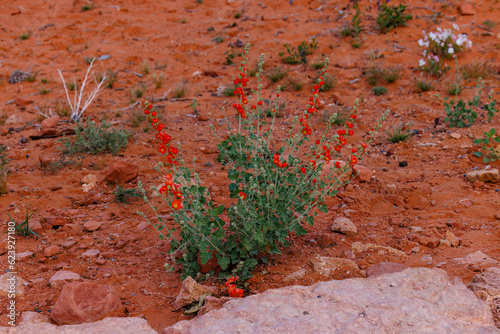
[418, 24, 472, 68]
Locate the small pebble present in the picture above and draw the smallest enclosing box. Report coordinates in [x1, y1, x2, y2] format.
[399, 161, 408, 167]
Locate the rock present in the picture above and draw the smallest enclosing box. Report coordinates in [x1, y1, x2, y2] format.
[454, 251, 498, 266]
[103, 161, 139, 185]
[9, 317, 156, 333]
[459, 3, 476, 15]
[421, 254, 433, 265]
[8, 69, 29, 84]
[95, 258, 107, 265]
[49, 271, 82, 287]
[468, 267, 500, 327]
[5, 114, 25, 125]
[318, 233, 335, 247]
[41, 216, 71, 228]
[366, 262, 406, 278]
[0, 273, 26, 296]
[419, 237, 441, 249]
[21, 311, 50, 323]
[60, 240, 76, 249]
[174, 276, 217, 309]
[386, 184, 397, 193]
[496, 213, 500, 220]
[16, 251, 34, 260]
[445, 231, 461, 247]
[84, 221, 102, 232]
[51, 282, 124, 325]
[351, 242, 407, 258]
[352, 164, 371, 182]
[330, 93, 344, 105]
[198, 296, 232, 316]
[440, 239, 451, 247]
[28, 220, 43, 233]
[321, 160, 345, 178]
[41, 116, 60, 128]
[331, 217, 357, 236]
[82, 249, 100, 258]
[81, 174, 98, 192]
[163, 268, 498, 333]
[283, 269, 307, 282]
[467, 169, 499, 183]
[473, 180, 485, 188]
[137, 221, 150, 231]
[309, 255, 359, 276]
[43, 245, 61, 257]
[450, 132, 461, 139]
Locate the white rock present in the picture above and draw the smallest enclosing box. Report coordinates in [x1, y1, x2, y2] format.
[0, 273, 26, 296]
[49, 271, 81, 287]
[454, 251, 498, 266]
[331, 217, 357, 236]
[82, 249, 100, 258]
[164, 268, 498, 333]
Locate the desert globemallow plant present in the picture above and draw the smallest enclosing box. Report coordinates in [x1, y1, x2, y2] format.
[138, 43, 388, 283]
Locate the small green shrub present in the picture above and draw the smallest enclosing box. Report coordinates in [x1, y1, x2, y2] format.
[473, 128, 500, 163]
[376, 3, 412, 33]
[341, 3, 363, 38]
[81, 4, 94, 12]
[8, 207, 39, 237]
[112, 183, 142, 204]
[279, 39, 318, 64]
[460, 61, 496, 80]
[266, 67, 288, 83]
[414, 79, 433, 92]
[60, 119, 130, 155]
[0, 145, 10, 196]
[372, 86, 388, 96]
[173, 82, 189, 98]
[315, 72, 336, 92]
[387, 122, 412, 143]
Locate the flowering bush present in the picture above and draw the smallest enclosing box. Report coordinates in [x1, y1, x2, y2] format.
[418, 25, 472, 76]
[138, 44, 388, 281]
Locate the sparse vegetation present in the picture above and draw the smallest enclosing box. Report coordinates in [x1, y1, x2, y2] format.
[285, 77, 303, 91]
[459, 60, 496, 80]
[0, 145, 10, 196]
[81, 3, 94, 11]
[376, 3, 412, 33]
[173, 81, 189, 98]
[387, 122, 413, 143]
[267, 66, 288, 83]
[132, 84, 146, 98]
[112, 183, 142, 204]
[314, 72, 336, 92]
[153, 73, 165, 89]
[414, 79, 433, 92]
[279, 39, 318, 64]
[372, 86, 388, 96]
[60, 119, 130, 155]
[19, 31, 31, 40]
[26, 72, 38, 82]
[8, 207, 39, 237]
[141, 61, 150, 75]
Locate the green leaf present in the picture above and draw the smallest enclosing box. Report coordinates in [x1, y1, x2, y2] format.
[319, 203, 328, 213]
[200, 250, 212, 265]
[473, 151, 482, 157]
[217, 256, 230, 270]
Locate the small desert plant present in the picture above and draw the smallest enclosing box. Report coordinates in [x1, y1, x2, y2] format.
[67, 81, 77, 91]
[482, 20, 496, 30]
[382, 66, 401, 83]
[141, 61, 150, 75]
[376, 3, 412, 33]
[443, 79, 485, 128]
[112, 183, 142, 204]
[279, 39, 318, 64]
[473, 128, 500, 163]
[39, 87, 51, 95]
[26, 72, 38, 82]
[314, 72, 335, 92]
[387, 122, 413, 143]
[131, 108, 146, 127]
[447, 82, 462, 96]
[60, 119, 130, 155]
[285, 77, 303, 91]
[132, 85, 146, 99]
[106, 70, 117, 89]
[153, 73, 165, 89]
[414, 79, 433, 92]
[351, 37, 363, 49]
[173, 81, 189, 98]
[372, 86, 388, 96]
[341, 3, 363, 38]
[59, 58, 108, 121]
[225, 40, 244, 65]
[81, 3, 94, 11]
[0, 145, 10, 196]
[459, 60, 496, 80]
[19, 31, 31, 40]
[40, 157, 75, 175]
[8, 207, 39, 237]
[266, 66, 288, 83]
[311, 60, 327, 70]
[223, 83, 237, 97]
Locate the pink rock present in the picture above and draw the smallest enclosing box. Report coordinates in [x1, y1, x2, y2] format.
[459, 3, 475, 15]
[41, 216, 71, 228]
[174, 276, 217, 309]
[41, 116, 60, 128]
[352, 164, 371, 182]
[198, 296, 232, 316]
[102, 161, 139, 185]
[43, 245, 61, 257]
[49, 271, 81, 287]
[83, 221, 101, 231]
[50, 282, 124, 325]
[366, 262, 406, 278]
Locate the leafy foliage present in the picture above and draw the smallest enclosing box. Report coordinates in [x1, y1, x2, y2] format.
[473, 128, 500, 163]
[279, 39, 318, 64]
[60, 119, 130, 155]
[376, 3, 412, 33]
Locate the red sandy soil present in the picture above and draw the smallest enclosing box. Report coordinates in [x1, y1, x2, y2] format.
[0, 0, 499, 331]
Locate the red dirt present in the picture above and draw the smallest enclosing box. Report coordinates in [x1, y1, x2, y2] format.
[1, 0, 499, 332]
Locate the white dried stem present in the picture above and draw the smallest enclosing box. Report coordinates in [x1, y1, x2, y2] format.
[58, 58, 108, 121]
